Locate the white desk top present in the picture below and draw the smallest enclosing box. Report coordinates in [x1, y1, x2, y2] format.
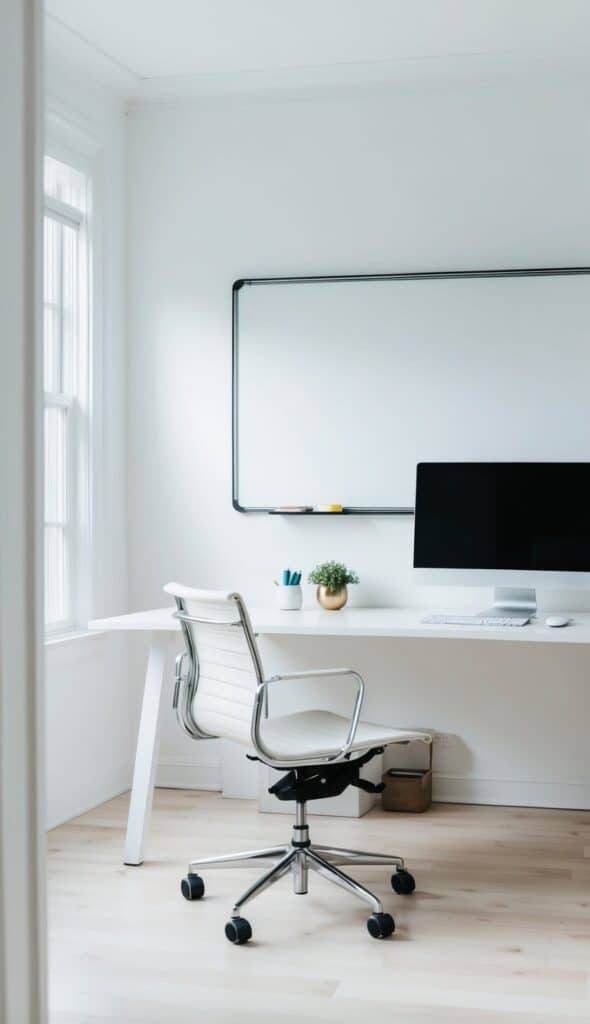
[89, 606, 590, 644]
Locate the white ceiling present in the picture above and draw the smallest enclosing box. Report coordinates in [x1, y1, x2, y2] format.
[45, 0, 590, 103]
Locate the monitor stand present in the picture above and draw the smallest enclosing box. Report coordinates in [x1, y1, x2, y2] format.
[479, 587, 537, 621]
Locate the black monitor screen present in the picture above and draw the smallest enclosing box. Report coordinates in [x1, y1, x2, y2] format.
[413, 463, 590, 572]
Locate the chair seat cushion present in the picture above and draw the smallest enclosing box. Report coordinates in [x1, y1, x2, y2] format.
[259, 710, 431, 761]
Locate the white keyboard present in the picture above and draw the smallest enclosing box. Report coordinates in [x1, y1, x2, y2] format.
[422, 613, 530, 627]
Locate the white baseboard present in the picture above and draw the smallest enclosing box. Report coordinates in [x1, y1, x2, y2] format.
[156, 756, 222, 791]
[48, 761, 588, 831]
[155, 760, 590, 811]
[433, 773, 590, 810]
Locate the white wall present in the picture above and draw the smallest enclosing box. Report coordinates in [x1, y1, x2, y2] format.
[127, 79, 590, 809]
[43, 58, 136, 829]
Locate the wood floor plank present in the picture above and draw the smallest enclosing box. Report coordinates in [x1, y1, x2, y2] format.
[48, 790, 590, 1022]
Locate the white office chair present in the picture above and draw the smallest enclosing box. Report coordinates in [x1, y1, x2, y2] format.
[165, 582, 432, 944]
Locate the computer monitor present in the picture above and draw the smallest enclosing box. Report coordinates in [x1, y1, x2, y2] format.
[413, 463, 590, 615]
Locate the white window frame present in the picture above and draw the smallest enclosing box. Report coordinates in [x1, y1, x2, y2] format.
[43, 123, 100, 641]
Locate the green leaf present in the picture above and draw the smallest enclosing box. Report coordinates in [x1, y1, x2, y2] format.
[307, 561, 359, 589]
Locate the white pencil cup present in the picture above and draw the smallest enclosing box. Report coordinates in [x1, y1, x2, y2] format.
[276, 584, 303, 610]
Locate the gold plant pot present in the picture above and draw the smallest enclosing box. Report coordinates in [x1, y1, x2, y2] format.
[316, 584, 348, 611]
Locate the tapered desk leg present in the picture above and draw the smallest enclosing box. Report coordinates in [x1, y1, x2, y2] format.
[124, 633, 169, 866]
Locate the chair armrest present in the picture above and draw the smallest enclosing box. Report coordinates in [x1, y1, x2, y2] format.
[250, 668, 365, 768]
[266, 667, 359, 682]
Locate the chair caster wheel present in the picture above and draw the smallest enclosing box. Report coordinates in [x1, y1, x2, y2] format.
[367, 912, 395, 939]
[225, 917, 252, 945]
[391, 869, 416, 895]
[181, 873, 204, 900]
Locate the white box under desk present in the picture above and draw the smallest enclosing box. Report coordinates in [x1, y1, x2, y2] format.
[257, 757, 383, 818]
[221, 739, 382, 817]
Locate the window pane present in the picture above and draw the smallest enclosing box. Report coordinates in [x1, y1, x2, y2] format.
[43, 216, 79, 394]
[44, 216, 61, 391]
[44, 155, 87, 213]
[61, 222, 78, 394]
[44, 405, 68, 524]
[43, 304, 61, 393]
[44, 215, 60, 304]
[43, 154, 89, 633]
[45, 525, 68, 626]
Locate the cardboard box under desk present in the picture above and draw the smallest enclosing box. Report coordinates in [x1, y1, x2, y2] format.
[381, 741, 433, 813]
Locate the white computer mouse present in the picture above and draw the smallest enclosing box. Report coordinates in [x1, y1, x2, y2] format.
[544, 615, 571, 628]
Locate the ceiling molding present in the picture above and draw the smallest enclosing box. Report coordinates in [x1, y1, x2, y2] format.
[129, 51, 590, 110]
[45, 12, 590, 112]
[45, 14, 140, 101]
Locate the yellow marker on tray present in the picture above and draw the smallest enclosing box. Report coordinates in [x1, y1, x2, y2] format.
[315, 504, 343, 512]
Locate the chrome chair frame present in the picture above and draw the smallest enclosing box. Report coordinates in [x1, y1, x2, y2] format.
[172, 593, 367, 767]
[187, 800, 406, 921]
[171, 590, 420, 939]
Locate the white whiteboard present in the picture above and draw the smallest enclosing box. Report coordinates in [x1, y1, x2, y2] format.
[233, 271, 590, 511]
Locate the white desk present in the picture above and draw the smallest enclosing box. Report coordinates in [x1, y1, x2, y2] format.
[89, 605, 590, 864]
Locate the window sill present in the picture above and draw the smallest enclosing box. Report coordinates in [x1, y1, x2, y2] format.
[44, 627, 105, 646]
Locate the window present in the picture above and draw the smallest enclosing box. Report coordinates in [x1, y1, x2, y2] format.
[43, 155, 91, 634]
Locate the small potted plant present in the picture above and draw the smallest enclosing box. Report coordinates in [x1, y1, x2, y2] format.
[308, 561, 359, 610]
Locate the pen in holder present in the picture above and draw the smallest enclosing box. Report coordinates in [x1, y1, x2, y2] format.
[276, 584, 303, 610]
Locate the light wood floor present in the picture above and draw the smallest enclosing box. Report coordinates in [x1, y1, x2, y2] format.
[48, 790, 590, 1023]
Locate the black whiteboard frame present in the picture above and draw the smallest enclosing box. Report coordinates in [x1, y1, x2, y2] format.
[232, 266, 590, 515]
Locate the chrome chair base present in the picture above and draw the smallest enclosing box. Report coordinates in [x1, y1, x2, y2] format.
[184, 803, 414, 940]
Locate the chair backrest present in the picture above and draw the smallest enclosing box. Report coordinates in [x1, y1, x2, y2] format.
[164, 582, 264, 746]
